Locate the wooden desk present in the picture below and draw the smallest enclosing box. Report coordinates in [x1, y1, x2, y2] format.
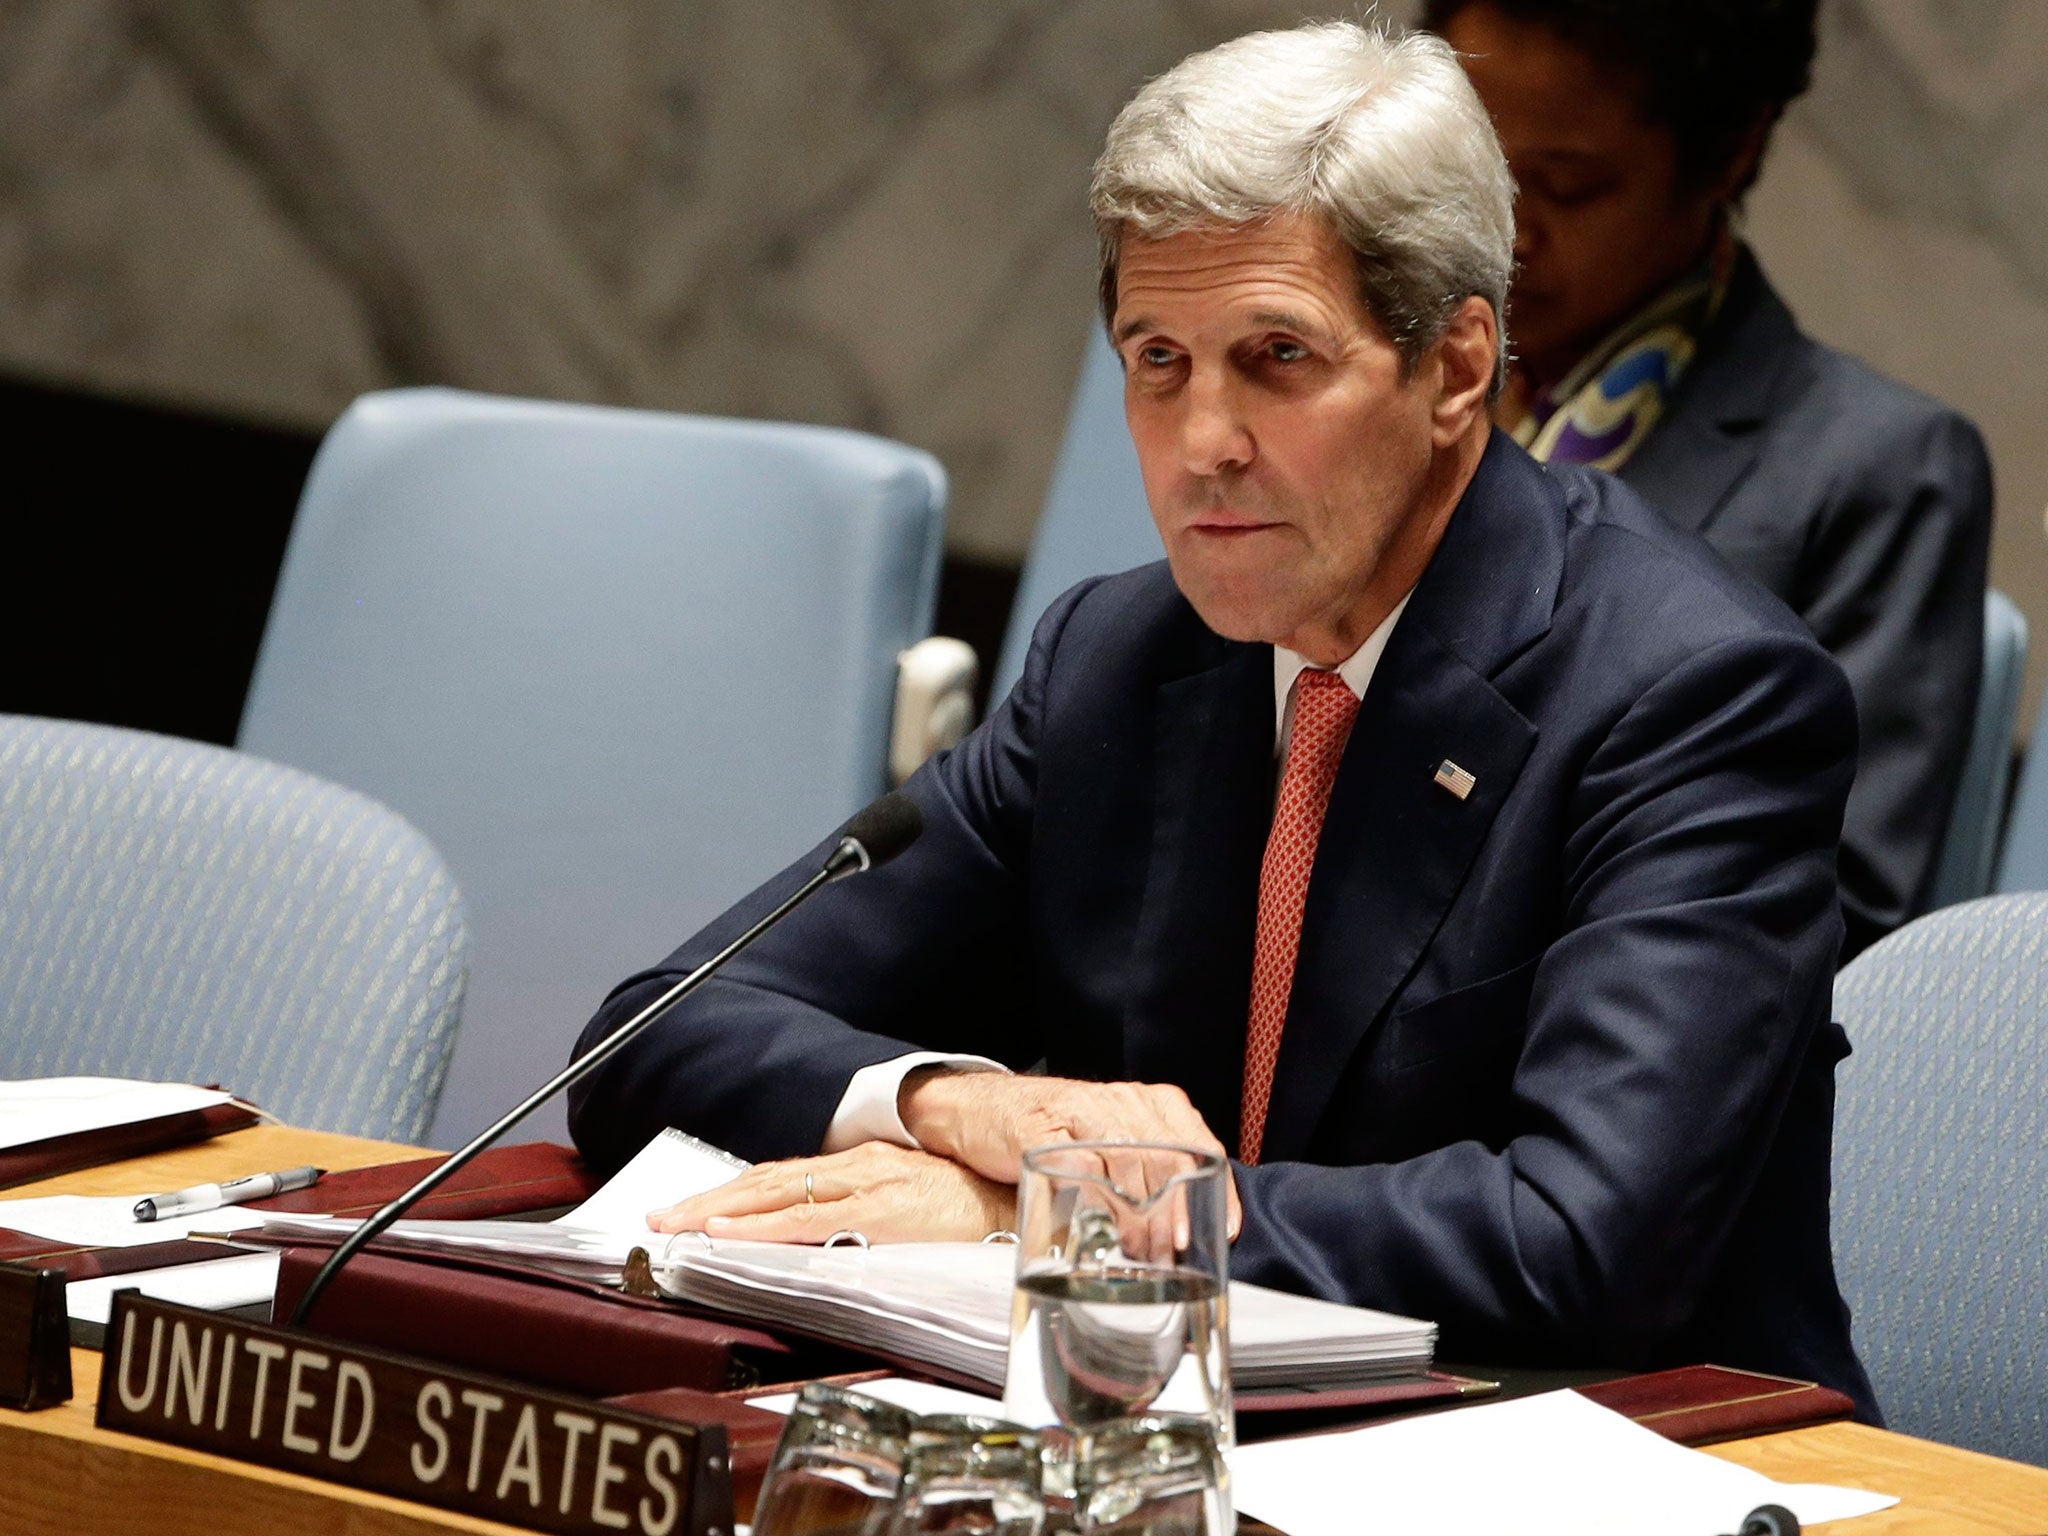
[1711, 1424, 2048, 1533]
[0, 1123, 531, 1534]
[4, 1128, 2047, 1534]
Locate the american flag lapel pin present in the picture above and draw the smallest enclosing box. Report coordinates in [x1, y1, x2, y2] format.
[1433, 760, 1477, 800]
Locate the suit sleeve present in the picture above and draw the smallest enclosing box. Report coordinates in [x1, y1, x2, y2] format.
[564, 582, 1093, 1175]
[1800, 408, 1992, 959]
[1229, 627, 1858, 1363]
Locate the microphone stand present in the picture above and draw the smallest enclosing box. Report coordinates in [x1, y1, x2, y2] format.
[288, 833, 876, 1328]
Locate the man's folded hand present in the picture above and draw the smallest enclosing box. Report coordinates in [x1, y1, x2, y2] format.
[899, 1071, 1242, 1240]
[646, 1141, 1014, 1244]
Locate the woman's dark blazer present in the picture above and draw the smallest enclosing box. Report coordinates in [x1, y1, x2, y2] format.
[1621, 250, 1994, 961]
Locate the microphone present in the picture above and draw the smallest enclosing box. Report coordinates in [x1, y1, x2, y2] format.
[823, 791, 924, 878]
[1728, 1507, 1799, 1536]
[287, 791, 925, 1327]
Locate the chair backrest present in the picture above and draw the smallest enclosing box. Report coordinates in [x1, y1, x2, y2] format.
[1831, 892, 2048, 1464]
[239, 388, 946, 1148]
[1997, 637, 2048, 894]
[1928, 590, 2028, 909]
[990, 327, 1163, 706]
[0, 715, 467, 1143]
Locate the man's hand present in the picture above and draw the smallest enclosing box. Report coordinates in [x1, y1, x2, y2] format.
[900, 1071, 1242, 1239]
[647, 1142, 1014, 1244]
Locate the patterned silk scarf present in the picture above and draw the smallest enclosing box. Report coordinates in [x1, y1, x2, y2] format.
[1511, 230, 1737, 472]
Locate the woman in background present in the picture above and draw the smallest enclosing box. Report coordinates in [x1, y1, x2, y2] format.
[1424, 0, 1993, 961]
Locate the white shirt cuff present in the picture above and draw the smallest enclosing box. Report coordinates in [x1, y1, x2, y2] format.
[821, 1051, 1009, 1153]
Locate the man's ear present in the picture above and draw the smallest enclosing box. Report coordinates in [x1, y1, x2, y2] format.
[1430, 295, 1498, 447]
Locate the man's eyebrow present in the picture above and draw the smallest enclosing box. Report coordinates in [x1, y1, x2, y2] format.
[1247, 309, 1327, 336]
[1114, 309, 1332, 343]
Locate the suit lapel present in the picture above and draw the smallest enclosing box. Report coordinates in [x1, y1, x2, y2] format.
[1622, 409, 1759, 535]
[1123, 639, 1273, 1148]
[1258, 433, 1560, 1162]
[1121, 434, 1568, 1159]
[1622, 249, 1799, 535]
[1259, 623, 1536, 1161]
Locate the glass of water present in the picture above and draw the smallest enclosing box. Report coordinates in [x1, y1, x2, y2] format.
[1001, 1141, 1233, 1452]
[1072, 1414, 1231, 1536]
[753, 1381, 914, 1536]
[884, 1414, 1045, 1536]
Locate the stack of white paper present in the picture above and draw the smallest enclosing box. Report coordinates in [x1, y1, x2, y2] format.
[666, 1240, 1015, 1382]
[64, 1255, 284, 1326]
[251, 1128, 1434, 1393]
[749, 1376, 1008, 1420]
[0, 1077, 234, 1151]
[0, 1078, 272, 1327]
[1229, 1390, 1896, 1535]
[1222, 1279, 1438, 1389]
[246, 1212, 650, 1280]
[653, 1238, 1434, 1392]
[0, 1193, 266, 1249]
[248, 1126, 749, 1284]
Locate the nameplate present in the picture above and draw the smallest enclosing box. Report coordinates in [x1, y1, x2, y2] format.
[0, 1260, 72, 1410]
[96, 1293, 734, 1536]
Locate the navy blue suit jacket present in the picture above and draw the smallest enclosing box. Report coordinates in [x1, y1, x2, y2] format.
[570, 433, 1877, 1414]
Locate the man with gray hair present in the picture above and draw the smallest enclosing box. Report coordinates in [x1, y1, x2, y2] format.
[573, 21, 1875, 1413]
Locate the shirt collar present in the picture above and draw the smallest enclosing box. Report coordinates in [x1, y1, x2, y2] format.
[1271, 591, 1413, 743]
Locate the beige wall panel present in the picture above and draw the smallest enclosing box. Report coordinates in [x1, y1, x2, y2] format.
[1746, 0, 2048, 734]
[0, 0, 2036, 622]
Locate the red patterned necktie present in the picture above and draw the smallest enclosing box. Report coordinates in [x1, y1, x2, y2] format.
[1240, 668, 1361, 1165]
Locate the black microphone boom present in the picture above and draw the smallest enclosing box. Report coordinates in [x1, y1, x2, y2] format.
[287, 791, 925, 1327]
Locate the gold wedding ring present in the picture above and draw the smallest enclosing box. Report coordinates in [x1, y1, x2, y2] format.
[804, 1171, 816, 1211]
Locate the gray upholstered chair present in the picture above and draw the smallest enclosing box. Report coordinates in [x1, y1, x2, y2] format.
[1927, 590, 2027, 909]
[1999, 648, 2048, 895]
[238, 388, 947, 1148]
[990, 326, 1162, 706]
[1831, 892, 2048, 1464]
[0, 715, 467, 1143]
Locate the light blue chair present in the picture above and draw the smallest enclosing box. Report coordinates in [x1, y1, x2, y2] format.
[1927, 590, 2028, 909]
[0, 715, 467, 1143]
[239, 388, 946, 1148]
[1831, 892, 2048, 1464]
[990, 328, 1162, 706]
[1997, 648, 2048, 896]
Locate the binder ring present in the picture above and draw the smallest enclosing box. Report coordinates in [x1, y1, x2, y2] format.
[824, 1229, 870, 1249]
[661, 1229, 715, 1259]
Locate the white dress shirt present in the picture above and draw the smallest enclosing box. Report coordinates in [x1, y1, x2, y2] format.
[1270, 592, 1411, 755]
[821, 592, 1414, 1153]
